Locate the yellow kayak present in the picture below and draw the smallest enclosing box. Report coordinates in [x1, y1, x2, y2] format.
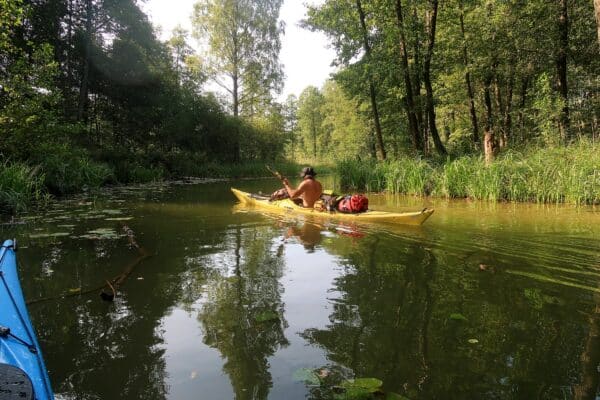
[231, 188, 434, 225]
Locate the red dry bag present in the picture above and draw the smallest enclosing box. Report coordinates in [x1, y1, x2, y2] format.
[337, 194, 368, 213]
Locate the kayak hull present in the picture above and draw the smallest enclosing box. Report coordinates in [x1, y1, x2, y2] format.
[231, 188, 434, 225]
[1, 239, 54, 400]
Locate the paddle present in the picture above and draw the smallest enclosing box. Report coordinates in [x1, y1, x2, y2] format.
[266, 165, 286, 182]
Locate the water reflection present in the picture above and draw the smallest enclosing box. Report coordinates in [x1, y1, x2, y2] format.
[198, 225, 289, 399]
[1, 181, 598, 400]
[300, 235, 436, 398]
[285, 222, 323, 252]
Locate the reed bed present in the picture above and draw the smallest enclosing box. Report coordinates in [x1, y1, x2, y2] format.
[0, 161, 47, 212]
[335, 142, 599, 205]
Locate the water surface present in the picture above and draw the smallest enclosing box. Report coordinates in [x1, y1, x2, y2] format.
[2, 179, 599, 400]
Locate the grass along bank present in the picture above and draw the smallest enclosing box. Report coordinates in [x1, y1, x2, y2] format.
[0, 161, 48, 213]
[0, 158, 330, 215]
[336, 142, 599, 205]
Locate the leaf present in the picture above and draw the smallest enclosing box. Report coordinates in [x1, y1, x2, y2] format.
[467, 338, 479, 344]
[68, 287, 81, 293]
[385, 393, 410, 400]
[341, 377, 382, 393]
[29, 232, 71, 238]
[292, 368, 320, 385]
[449, 313, 468, 322]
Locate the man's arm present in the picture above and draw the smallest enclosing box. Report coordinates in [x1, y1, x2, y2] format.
[283, 178, 306, 199]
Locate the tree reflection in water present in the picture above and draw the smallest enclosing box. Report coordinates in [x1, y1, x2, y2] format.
[198, 225, 289, 399]
[300, 235, 436, 399]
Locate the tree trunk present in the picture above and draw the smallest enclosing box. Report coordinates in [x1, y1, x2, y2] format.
[517, 76, 529, 142]
[396, 0, 423, 152]
[493, 73, 505, 148]
[232, 71, 239, 118]
[502, 66, 514, 147]
[65, 0, 74, 117]
[423, 1, 446, 156]
[483, 75, 496, 165]
[311, 113, 317, 158]
[459, 0, 479, 144]
[77, 0, 92, 122]
[594, 0, 600, 45]
[356, 0, 386, 160]
[412, 7, 425, 146]
[556, 0, 570, 142]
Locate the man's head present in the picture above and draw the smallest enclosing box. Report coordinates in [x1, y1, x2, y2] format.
[300, 166, 317, 179]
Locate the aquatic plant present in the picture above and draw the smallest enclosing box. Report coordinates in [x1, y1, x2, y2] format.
[0, 161, 47, 212]
[335, 141, 599, 205]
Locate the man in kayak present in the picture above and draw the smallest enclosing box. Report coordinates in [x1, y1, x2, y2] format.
[282, 166, 323, 208]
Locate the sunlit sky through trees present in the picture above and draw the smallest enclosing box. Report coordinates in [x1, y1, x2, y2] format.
[141, 0, 336, 101]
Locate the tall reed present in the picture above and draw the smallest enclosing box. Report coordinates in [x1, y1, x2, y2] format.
[335, 141, 599, 204]
[0, 161, 47, 212]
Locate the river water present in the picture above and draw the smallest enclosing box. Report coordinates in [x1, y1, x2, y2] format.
[2, 178, 599, 400]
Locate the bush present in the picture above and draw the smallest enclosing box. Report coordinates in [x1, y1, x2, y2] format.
[33, 144, 113, 194]
[0, 161, 47, 212]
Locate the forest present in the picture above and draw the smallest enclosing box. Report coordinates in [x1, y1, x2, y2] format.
[1, 0, 599, 212]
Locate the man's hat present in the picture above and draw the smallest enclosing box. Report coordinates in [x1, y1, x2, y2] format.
[300, 166, 316, 178]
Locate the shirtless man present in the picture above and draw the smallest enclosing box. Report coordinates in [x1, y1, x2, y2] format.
[282, 166, 323, 208]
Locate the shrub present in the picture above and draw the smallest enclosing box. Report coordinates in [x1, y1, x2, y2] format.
[0, 161, 47, 212]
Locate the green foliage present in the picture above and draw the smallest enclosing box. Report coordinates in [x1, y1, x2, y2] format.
[296, 86, 327, 160]
[336, 141, 600, 204]
[192, 0, 284, 116]
[321, 81, 371, 160]
[36, 144, 113, 194]
[532, 73, 564, 146]
[306, 0, 599, 156]
[0, 161, 47, 213]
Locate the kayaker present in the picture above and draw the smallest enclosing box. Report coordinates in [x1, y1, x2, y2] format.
[282, 166, 323, 208]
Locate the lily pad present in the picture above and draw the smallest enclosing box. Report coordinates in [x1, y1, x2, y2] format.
[79, 228, 122, 240]
[449, 313, 468, 322]
[334, 387, 372, 400]
[102, 209, 123, 215]
[29, 232, 71, 239]
[468, 338, 479, 344]
[341, 378, 383, 393]
[385, 393, 410, 400]
[292, 368, 320, 385]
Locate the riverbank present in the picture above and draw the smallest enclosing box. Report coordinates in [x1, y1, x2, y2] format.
[0, 160, 329, 214]
[336, 141, 599, 205]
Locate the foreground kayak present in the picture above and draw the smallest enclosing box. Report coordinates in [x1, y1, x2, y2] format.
[231, 188, 434, 225]
[1, 239, 54, 400]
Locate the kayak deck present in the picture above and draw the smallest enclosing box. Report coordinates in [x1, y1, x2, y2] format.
[1, 239, 54, 400]
[231, 188, 434, 225]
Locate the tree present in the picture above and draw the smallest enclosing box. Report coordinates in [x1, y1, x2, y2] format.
[282, 94, 299, 158]
[356, 0, 386, 160]
[297, 86, 326, 160]
[594, 0, 600, 45]
[192, 0, 284, 118]
[321, 81, 371, 160]
[167, 25, 194, 86]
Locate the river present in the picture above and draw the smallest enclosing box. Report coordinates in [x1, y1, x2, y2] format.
[2, 178, 599, 399]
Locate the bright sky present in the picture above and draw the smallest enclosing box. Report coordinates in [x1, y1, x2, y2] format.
[141, 0, 337, 101]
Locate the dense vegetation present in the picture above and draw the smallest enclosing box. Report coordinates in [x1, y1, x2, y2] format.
[336, 141, 599, 204]
[1, 0, 290, 212]
[1, 0, 599, 212]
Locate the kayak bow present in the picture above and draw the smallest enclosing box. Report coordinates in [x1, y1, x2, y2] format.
[231, 188, 434, 225]
[1, 239, 54, 400]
